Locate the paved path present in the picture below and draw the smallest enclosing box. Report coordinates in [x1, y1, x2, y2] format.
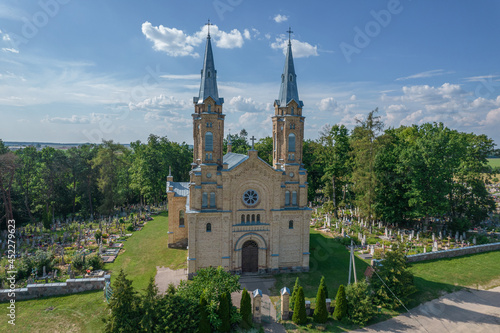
[353, 286, 500, 333]
[155, 266, 187, 294]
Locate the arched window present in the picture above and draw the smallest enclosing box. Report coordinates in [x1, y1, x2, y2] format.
[291, 107, 294, 115]
[289, 220, 294, 229]
[206, 223, 211, 232]
[202, 192, 208, 208]
[252, 214, 255, 223]
[288, 133, 296, 152]
[241, 215, 245, 224]
[205, 132, 213, 151]
[246, 214, 250, 223]
[210, 192, 216, 208]
[208, 104, 211, 112]
[289, 74, 293, 82]
[179, 210, 185, 227]
[292, 191, 297, 206]
[285, 191, 290, 206]
[207, 71, 211, 78]
[257, 214, 260, 223]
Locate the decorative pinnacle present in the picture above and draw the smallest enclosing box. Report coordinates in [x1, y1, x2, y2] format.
[206, 19, 213, 37]
[286, 26, 293, 44]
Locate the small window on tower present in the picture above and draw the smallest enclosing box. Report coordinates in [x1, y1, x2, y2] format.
[285, 191, 290, 206]
[210, 192, 216, 208]
[206, 223, 212, 232]
[207, 71, 211, 78]
[208, 104, 211, 112]
[252, 214, 255, 223]
[257, 214, 260, 222]
[289, 220, 294, 229]
[289, 74, 293, 81]
[291, 107, 294, 115]
[241, 215, 245, 224]
[247, 214, 250, 223]
[292, 191, 297, 205]
[202, 192, 208, 208]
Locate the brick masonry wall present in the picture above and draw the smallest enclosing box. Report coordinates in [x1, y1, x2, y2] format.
[0, 275, 109, 302]
[406, 242, 500, 263]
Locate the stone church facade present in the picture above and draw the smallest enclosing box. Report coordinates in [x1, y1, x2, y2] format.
[167, 29, 311, 276]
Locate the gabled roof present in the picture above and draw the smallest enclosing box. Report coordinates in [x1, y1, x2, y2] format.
[223, 152, 248, 170]
[193, 35, 223, 105]
[276, 40, 303, 108]
[167, 182, 190, 197]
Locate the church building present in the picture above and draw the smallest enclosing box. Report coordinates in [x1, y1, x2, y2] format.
[167, 28, 311, 276]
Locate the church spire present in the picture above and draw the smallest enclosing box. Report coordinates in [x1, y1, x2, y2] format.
[277, 29, 303, 108]
[194, 22, 222, 105]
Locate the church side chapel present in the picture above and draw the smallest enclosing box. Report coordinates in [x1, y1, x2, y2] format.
[167, 26, 312, 277]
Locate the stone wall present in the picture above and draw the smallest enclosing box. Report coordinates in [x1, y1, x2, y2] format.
[406, 242, 500, 263]
[0, 275, 110, 302]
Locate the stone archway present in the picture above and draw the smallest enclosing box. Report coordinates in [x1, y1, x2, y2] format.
[242, 240, 259, 273]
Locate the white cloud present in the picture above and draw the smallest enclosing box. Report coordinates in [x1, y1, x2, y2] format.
[42, 115, 90, 124]
[271, 37, 318, 58]
[228, 96, 268, 113]
[273, 14, 289, 23]
[396, 69, 454, 81]
[141, 22, 247, 57]
[129, 94, 188, 112]
[160, 74, 199, 80]
[350, 94, 357, 101]
[265, 33, 271, 40]
[463, 75, 500, 82]
[481, 108, 500, 125]
[2, 48, 19, 54]
[317, 97, 339, 112]
[2, 34, 11, 41]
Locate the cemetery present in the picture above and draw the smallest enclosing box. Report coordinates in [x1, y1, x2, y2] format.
[0, 205, 161, 300]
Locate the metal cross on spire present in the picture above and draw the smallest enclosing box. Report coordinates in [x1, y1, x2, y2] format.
[286, 26, 293, 43]
[250, 135, 256, 149]
[206, 19, 213, 37]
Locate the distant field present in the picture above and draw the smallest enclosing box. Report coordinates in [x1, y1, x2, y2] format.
[488, 158, 500, 168]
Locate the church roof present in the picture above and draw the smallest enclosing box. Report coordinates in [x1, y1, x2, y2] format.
[223, 152, 248, 170]
[167, 181, 190, 197]
[276, 39, 303, 108]
[193, 35, 223, 105]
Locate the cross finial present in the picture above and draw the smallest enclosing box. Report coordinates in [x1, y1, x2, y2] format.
[206, 19, 213, 37]
[250, 135, 257, 149]
[286, 26, 293, 43]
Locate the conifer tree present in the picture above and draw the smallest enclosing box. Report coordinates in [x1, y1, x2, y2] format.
[240, 288, 252, 329]
[199, 296, 212, 333]
[333, 285, 347, 320]
[104, 269, 141, 332]
[313, 284, 328, 323]
[140, 276, 159, 332]
[290, 277, 301, 310]
[218, 292, 231, 332]
[292, 287, 307, 325]
[319, 276, 329, 299]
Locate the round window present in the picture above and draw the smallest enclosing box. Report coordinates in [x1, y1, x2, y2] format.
[289, 172, 294, 178]
[206, 172, 212, 178]
[242, 189, 259, 206]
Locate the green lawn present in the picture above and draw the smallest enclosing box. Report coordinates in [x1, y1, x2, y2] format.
[488, 158, 500, 168]
[0, 212, 187, 332]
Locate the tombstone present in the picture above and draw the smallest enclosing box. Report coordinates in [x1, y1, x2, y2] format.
[439, 231, 442, 240]
[326, 298, 332, 313]
[370, 245, 375, 256]
[424, 247, 427, 253]
[432, 233, 435, 242]
[432, 241, 438, 252]
[385, 227, 388, 237]
[473, 237, 477, 245]
[459, 235, 463, 242]
[463, 231, 466, 240]
[409, 234, 412, 241]
[252, 289, 262, 323]
[280, 287, 290, 320]
[401, 234, 404, 242]
[455, 231, 459, 240]
[305, 300, 312, 316]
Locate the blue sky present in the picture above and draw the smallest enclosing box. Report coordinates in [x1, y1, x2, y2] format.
[1, 0, 500, 146]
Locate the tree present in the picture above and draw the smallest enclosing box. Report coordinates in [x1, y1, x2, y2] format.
[292, 286, 307, 325]
[199, 296, 212, 333]
[104, 269, 141, 332]
[333, 285, 347, 320]
[140, 276, 159, 332]
[239, 288, 252, 329]
[0, 146, 18, 227]
[345, 281, 375, 326]
[218, 292, 231, 332]
[313, 283, 328, 323]
[177, 267, 240, 329]
[370, 244, 417, 309]
[302, 139, 325, 202]
[319, 275, 329, 299]
[255, 136, 273, 165]
[290, 277, 301, 310]
[350, 109, 384, 222]
[223, 131, 250, 154]
[156, 290, 199, 332]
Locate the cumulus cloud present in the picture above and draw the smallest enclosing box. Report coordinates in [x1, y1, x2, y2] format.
[129, 94, 188, 112]
[228, 96, 268, 113]
[141, 22, 248, 57]
[273, 14, 288, 23]
[271, 37, 318, 58]
[42, 115, 90, 124]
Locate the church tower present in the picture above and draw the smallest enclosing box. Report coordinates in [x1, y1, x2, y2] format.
[193, 30, 225, 167]
[272, 31, 305, 170]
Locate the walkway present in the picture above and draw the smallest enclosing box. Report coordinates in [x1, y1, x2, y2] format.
[353, 286, 500, 333]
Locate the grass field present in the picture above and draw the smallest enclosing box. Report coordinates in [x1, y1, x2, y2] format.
[488, 158, 500, 168]
[0, 212, 186, 333]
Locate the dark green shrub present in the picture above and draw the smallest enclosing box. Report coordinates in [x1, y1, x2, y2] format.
[313, 284, 328, 323]
[292, 287, 307, 325]
[333, 285, 347, 320]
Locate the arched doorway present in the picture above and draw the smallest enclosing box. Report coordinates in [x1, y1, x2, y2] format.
[242, 240, 258, 273]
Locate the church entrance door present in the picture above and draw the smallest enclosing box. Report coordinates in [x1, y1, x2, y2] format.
[242, 240, 258, 273]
